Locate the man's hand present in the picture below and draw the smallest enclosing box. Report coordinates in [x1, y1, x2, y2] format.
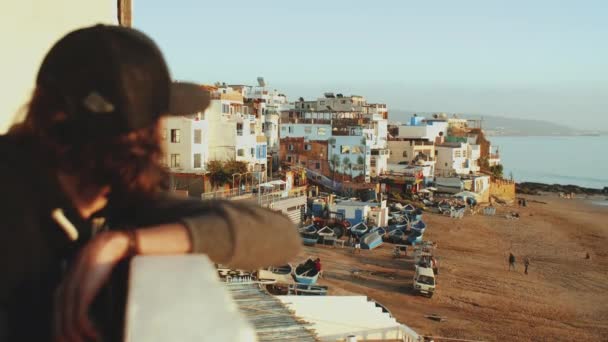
[54, 231, 130, 342]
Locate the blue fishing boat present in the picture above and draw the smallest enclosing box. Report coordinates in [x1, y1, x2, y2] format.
[293, 260, 319, 285]
[350, 222, 369, 237]
[370, 226, 387, 236]
[410, 220, 426, 234]
[387, 224, 407, 232]
[402, 204, 416, 215]
[406, 230, 423, 245]
[316, 226, 335, 237]
[299, 225, 318, 246]
[361, 231, 383, 250]
[386, 229, 406, 244]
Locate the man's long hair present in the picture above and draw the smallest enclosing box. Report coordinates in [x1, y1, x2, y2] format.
[9, 87, 167, 201]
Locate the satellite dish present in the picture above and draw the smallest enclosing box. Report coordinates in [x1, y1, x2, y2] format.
[257, 77, 266, 87]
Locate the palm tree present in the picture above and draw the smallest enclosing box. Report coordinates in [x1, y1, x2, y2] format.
[330, 154, 340, 184]
[356, 155, 365, 181]
[343, 158, 352, 181]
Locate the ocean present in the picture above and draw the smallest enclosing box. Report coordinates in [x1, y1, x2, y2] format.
[489, 136, 608, 190]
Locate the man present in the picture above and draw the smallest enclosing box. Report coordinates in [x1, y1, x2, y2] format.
[524, 257, 530, 275]
[314, 258, 323, 278]
[0, 25, 300, 341]
[509, 253, 516, 271]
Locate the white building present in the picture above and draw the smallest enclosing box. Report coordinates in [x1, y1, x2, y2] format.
[161, 115, 208, 173]
[435, 142, 481, 176]
[396, 116, 448, 142]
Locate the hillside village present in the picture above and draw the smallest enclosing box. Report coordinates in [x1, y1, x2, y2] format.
[163, 80, 514, 225]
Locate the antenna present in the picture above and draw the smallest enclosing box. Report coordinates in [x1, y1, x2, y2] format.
[257, 77, 266, 87]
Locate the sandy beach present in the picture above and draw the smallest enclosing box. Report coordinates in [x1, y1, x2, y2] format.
[297, 194, 608, 341]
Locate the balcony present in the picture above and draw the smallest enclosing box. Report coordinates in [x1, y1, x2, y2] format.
[125, 255, 255, 342]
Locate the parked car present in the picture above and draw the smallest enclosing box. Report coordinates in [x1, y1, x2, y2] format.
[413, 265, 436, 298]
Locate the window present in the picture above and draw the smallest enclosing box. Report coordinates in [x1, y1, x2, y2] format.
[304, 126, 312, 134]
[193, 153, 201, 168]
[317, 127, 326, 135]
[445, 162, 448, 167]
[316, 162, 321, 169]
[288, 126, 294, 133]
[162, 129, 167, 140]
[251, 148, 255, 156]
[222, 104, 230, 113]
[288, 144, 294, 151]
[170, 129, 181, 143]
[304, 144, 312, 151]
[243, 106, 249, 114]
[351, 146, 363, 154]
[402, 151, 408, 158]
[250, 123, 255, 135]
[170, 154, 181, 168]
[236, 123, 243, 136]
[341, 100, 346, 104]
[281, 126, 286, 132]
[194, 129, 202, 144]
[320, 101, 325, 105]
[237, 149, 244, 157]
[341, 145, 351, 154]
[287, 156, 292, 163]
[261, 123, 265, 130]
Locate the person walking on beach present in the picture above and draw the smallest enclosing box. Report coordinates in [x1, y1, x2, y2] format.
[509, 253, 516, 271]
[353, 236, 361, 254]
[524, 257, 530, 274]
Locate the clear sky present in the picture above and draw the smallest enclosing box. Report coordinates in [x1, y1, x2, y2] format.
[135, 0, 608, 130]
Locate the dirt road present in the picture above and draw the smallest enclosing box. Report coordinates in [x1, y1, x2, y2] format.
[298, 195, 608, 341]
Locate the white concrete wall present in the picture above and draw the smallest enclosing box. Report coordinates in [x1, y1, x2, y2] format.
[162, 117, 208, 171]
[397, 121, 448, 141]
[436, 144, 470, 175]
[0, 0, 118, 133]
[206, 101, 237, 161]
[125, 255, 256, 342]
[236, 117, 257, 165]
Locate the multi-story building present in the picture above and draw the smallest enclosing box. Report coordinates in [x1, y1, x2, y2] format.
[163, 84, 268, 176]
[161, 115, 208, 173]
[279, 101, 388, 183]
[395, 115, 448, 142]
[435, 142, 481, 176]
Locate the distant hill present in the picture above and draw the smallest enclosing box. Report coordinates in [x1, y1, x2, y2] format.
[388, 110, 604, 136]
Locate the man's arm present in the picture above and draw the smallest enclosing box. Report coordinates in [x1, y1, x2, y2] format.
[109, 195, 302, 269]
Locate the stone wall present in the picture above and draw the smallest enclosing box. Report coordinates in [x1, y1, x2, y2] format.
[490, 178, 516, 203]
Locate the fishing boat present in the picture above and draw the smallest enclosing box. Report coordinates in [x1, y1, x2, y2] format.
[410, 220, 426, 234]
[402, 204, 416, 214]
[316, 226, 335, 237]
[287, 284, 328, 296]
[361, 231, 383, 250]
[350, 222, 369, 237]
[370, 226, 387, 236]
[386, 229, 406, 244]
[406, 230, 423, 245]
[257, 264, 294, 284]
[293, 260, 320, 285]
[387, 224, 407, 232]
[299, 224, 318, 246]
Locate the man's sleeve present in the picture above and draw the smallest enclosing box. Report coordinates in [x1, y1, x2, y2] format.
[111, 195, 302, 269]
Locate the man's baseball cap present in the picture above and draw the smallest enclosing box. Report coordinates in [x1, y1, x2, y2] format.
[36, 24, 210, 139]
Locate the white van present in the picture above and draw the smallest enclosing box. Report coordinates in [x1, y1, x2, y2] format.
[413, 266, 436, 297]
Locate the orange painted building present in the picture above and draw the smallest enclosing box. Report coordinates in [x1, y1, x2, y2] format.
[279, 137, 330, 177]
